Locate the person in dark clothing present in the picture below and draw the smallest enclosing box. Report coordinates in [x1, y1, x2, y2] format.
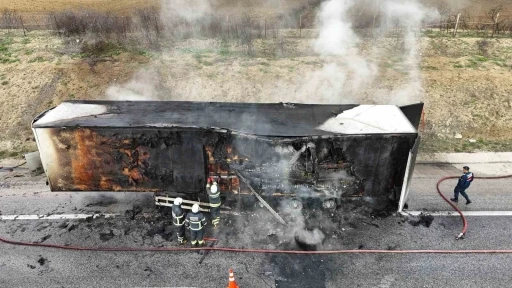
[451, 166, 474, 205]
[208, 181, 221, 228]
[172, 197, 187, 244]
[185, 204, 207, 247]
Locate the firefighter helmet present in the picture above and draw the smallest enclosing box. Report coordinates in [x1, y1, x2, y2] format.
[174, 197, 183, 205]
[192, 203, 200, 213]
[211, 182, 218, 193]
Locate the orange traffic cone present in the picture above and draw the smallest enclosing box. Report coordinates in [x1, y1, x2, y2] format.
[227, 268, 239, 288]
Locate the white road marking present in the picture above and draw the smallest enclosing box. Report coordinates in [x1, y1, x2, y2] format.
[0, 210, 239, 221]
[0, 214, 117, 220]
[403, 211, 512, 216]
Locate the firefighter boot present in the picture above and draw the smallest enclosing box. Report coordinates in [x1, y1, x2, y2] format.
[196, 240, 205, 254]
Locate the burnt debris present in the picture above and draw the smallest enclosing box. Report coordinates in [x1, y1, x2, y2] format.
[34, 235, 52, 243]
[294, 228, 325, 251]
[67, 223, 78, 232]
[99, 229, 115, 242]
[409, 214, 434, 228]
[125, 205, 143, 221]
[37, 256, 47, 266]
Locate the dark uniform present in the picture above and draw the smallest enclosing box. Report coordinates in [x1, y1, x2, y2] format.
[185, 211, 207, 246]
[172, 204, 186, 244]
[208, 184, 221, 227]
[452, 171, 474, 204]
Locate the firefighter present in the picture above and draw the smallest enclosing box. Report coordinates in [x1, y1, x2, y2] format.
[185, 203, 207, 247]
[172, 197, 187, 244]
[208, 181, 221, 228]
[450, 166, 474, 205]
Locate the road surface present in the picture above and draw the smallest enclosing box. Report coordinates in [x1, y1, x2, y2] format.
[1, 162, 512, 288]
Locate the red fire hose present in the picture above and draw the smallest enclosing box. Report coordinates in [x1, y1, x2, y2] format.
[1, 174, 512, 254]
[2, 235, 512, 254]
[436, 174, 512, 240]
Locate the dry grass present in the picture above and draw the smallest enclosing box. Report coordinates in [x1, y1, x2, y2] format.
[0, 0, 511, 158]
[0, 30, 151, 158]
[1, 30, 511, 158]
[2, 0, 510, 16]
[0, 0, 305, 16]
[0, 0, 159, 14]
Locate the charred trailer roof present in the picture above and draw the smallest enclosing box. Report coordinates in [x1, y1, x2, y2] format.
[31, 101, 421, 198]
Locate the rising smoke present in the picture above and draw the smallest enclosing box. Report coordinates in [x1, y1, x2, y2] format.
[293, 0, 377, 104]
[105, 0, 214, 101]
[294, 0, 439, 105]
[376, 0, 439, 104]
[101, 0, 439, 248]
[106, 68, 161, 100]
[106, 0, 439, 105]
[161, 0, 212, 22]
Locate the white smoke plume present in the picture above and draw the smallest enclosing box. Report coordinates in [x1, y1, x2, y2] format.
[294, 0, 439, 105]
[106, 0, 215, 102]
[106, 68, 160, 101]
[160, 0, 212, 22]
[314, 0, 359, 56]
[295, 0, 377, 104]
[376, 0, 439, 104]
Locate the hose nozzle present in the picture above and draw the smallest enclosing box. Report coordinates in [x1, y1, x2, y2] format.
[456, 233, 465, 240]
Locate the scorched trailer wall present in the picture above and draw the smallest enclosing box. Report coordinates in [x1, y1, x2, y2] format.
[31, 101, 422, 208]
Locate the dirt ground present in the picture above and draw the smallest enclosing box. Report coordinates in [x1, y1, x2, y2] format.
[0, 28, 511, 158]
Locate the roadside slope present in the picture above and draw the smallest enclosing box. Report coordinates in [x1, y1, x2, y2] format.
[0, 31, 511, 158]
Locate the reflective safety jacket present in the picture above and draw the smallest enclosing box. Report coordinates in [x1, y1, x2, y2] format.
[172, 204, 185, 226]
[456, 172, 474, 189]
[208, 185, 221, 208]
[185, 212, 207, 231]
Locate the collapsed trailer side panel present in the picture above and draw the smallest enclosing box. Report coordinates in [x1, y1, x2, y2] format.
[34, 127, 206, 193]
[34, 125, 416, 199]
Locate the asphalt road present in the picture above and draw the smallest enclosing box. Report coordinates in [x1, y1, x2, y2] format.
[408, 163, 512, 211]
[1, 163, 512, 287]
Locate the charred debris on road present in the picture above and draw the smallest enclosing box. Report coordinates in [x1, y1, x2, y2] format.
[3, 197, 423, 252]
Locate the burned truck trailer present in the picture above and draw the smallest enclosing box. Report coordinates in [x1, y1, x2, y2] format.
[32, 101, 422, 210]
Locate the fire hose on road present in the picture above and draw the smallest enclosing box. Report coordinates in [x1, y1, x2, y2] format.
[436, 174, 512, 240]
[1, 174, 512, 254]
